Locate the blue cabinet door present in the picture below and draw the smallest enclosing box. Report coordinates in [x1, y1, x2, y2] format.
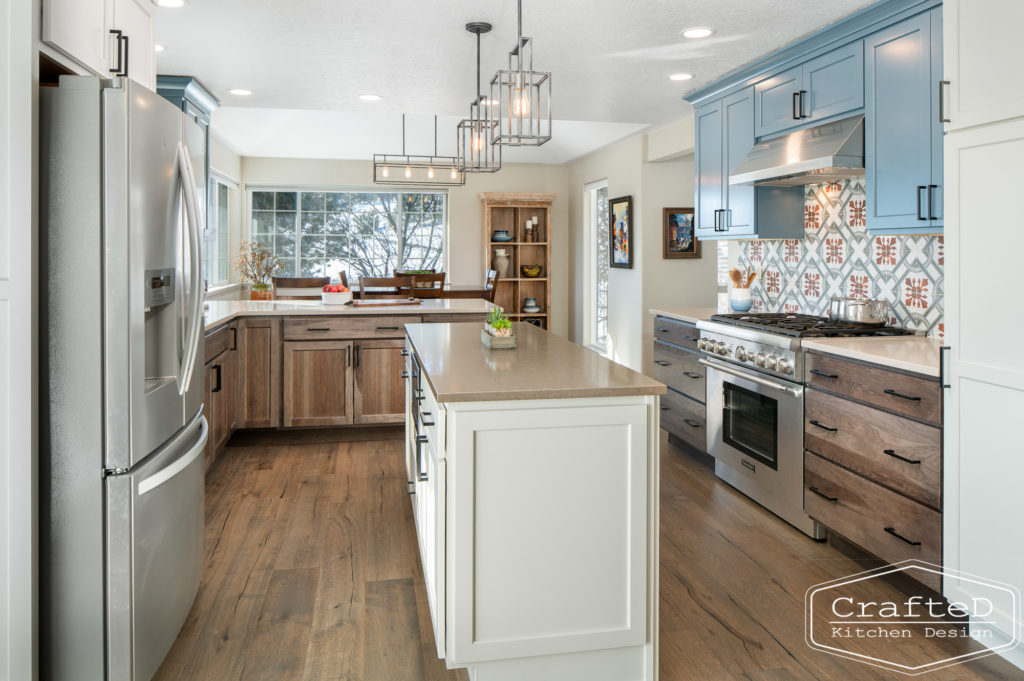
[927, 8, 942, 228]
[694, 101, 724, 239]
[865, 10, 941, 233]
[754, 64, 802, 138]
[802, 41, 865, 123]
[722, 88, 756, 237]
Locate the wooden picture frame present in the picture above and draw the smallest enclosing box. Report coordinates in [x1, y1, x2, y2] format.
[663, 207, 700, 259]
[609, 195, 633, 269]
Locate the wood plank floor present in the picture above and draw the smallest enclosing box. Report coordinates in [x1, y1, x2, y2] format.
[155, 427, 1024, 681]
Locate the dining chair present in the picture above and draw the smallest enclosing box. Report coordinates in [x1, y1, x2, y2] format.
[358, 276, 413, 299]
[337, 271, 349, 288]
[272, 276, 330, 300]
[483, 269, 499, 303]
[409, 272, 446, 299]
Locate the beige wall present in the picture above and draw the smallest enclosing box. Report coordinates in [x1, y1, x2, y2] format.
[209, 135, 243, 293]
[239, 157, 570, 337]
[567, 127, 717, 372]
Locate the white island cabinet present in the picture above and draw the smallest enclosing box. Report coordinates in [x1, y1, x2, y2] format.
[404, 322, 665, 681]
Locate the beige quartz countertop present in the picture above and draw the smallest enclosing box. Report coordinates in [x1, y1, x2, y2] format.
[406, 322, 666, 403]
[801, 336, 943, 377]
[649, 306, 725, 324]
[204, 298, 492, 332]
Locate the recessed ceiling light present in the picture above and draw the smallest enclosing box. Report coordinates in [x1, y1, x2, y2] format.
[154, 0, 186, 7]
[228, 89, 252, 96]
[359, 94, 383, 102]
[681, 27, 714, 39]
[669, 73, 694, 82]
[154, 43, 166, 53]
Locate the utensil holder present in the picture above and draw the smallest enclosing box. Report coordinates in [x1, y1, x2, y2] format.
[729, 287, 752, 312]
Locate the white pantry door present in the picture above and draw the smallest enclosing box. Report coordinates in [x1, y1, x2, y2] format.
[1, 0, 37, 678]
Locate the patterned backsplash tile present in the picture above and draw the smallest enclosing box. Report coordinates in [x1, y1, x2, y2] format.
[736, 179, 943, 337]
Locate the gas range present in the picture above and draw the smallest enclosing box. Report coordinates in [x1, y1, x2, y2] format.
[697, 313, 915, 381]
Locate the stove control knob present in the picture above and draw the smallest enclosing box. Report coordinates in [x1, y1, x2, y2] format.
[698, 338, 707, 351]
[717, 342, 728, 356]
[767, 355, 779, 370]
[778, 358, 792, 374]
[735, 346, 747, 361]
[755, 352, 766, 367]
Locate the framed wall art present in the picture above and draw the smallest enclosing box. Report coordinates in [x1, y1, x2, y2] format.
[663, 207, 699, 259]
[609, 195, 633, 269]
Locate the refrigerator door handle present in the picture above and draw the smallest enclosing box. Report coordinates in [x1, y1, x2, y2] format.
[138, 416, 208, 495]
[176, 143, 203, 394]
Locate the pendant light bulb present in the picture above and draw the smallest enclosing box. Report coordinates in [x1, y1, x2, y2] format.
[514, 90, 530, 116]
[382, 165, 389, 177]
[404, 165, 412, 179]
[450, 168, 458, 179]
[428, 166, 435, 179]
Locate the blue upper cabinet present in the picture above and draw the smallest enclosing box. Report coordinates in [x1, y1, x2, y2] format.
[865, 7, 943, 234]
[755, 42, 865, 138]
[695, 87, 803, 241]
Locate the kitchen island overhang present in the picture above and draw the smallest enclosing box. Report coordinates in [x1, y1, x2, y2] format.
[404, 321, 665, 681]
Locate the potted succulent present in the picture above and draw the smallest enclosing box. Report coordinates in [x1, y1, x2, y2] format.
[482, 307, 517, 349]
[235, 241, 280, 300]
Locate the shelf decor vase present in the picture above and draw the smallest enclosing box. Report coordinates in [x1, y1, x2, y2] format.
[250, 284, 272, 301]
[493, 249, 511, 278]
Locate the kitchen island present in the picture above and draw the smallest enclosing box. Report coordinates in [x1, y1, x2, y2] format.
[403, 322, 665, 681]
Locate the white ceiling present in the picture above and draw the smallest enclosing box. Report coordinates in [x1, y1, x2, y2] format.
[154, 0, 877, 163]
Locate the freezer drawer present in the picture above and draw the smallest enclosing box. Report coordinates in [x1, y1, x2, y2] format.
[107, 413, 207, 681]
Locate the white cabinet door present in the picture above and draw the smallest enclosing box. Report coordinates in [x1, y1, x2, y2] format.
[943, 118, 1024, 646]
[42, 0, 109, 75]
[943, 0, 1024, 131]
[111, 0, 154, 91]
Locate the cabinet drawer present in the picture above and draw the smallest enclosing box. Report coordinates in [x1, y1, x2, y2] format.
[652, 316, 700, 351]
[805, 389, 941, 509]
[423, 313, 488, 324]
[653, 341, 705, 403]
[204, 324, 231, 361]
[283, 315, 422, 340]
[804, 351, 941, 425]
[660, 388, 707, 453]
[804, 452, 941, 591]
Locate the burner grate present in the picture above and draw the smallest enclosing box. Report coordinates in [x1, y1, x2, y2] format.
[709, 312, 915, 338]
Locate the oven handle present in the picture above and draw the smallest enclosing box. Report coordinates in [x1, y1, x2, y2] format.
[699, 357, 803, 397]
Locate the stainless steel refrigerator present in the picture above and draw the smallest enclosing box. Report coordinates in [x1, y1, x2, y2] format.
[41, 76, 208, 681]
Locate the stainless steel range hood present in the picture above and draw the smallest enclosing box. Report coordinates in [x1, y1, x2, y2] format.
[729, 115, 864, 187]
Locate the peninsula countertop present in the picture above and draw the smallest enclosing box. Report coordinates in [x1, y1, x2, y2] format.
[203, 297, 492, 332]
[801, 335, 943, 377]
[405, 321, 666, 402]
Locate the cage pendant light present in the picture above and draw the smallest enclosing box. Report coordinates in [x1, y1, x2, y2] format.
[489, 0, 551, 146]
[457, 22, 501, 173]
[373, 114, 466, 186]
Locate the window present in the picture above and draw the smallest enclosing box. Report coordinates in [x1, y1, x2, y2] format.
[584, 180, 609, 353]
[249, 189, 446, 279]
[204, 176, 233, 287]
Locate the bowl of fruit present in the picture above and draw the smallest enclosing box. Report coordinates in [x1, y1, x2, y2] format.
[321, 283, 352, 305]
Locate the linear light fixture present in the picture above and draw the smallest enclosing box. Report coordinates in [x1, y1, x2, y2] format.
[457, 22, 501, 173]
[489, 0, 551, 146]
[373, 114, 466, 186]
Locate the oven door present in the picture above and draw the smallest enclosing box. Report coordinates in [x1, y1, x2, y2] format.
[702, 356, 820, 536]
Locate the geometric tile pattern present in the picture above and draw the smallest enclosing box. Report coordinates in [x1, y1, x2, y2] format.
[738, 179, 944, 337]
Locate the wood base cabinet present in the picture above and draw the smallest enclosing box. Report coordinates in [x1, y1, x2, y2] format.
[354, 339, 406, 424]
[283, 340, 354, 427]
[203, 322, 239, 470]
[238, 318, 281, 428]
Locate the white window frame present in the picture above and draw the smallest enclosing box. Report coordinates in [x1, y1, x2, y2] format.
[206, 171, 237, 288]
[583, 179, 609, 354]
[244, 185, 450, 278]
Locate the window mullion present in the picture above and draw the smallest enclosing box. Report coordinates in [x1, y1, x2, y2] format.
[397, 193, 405, 271]
[294, 193, 301, 277]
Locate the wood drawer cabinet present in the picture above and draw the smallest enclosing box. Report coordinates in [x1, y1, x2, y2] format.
[652, 316, 700, 352]
[805, 452, 942, 591]
[804, 351, 942, 425]
[660, 388, 706, 452]
[283, 340, 354, 427]
[238, 318, 282, 428]
[423, 313, 488, 324]
[283, 315, 422, 340]
[653, 340, 705, 403]
[805, 388, 941, 509]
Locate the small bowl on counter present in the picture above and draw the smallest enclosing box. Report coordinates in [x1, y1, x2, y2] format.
[321, 290, 353, 305]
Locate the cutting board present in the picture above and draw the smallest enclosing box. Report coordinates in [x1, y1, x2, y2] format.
[350, 297, 422, 307]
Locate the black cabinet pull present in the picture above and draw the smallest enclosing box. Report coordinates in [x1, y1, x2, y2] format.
[406, 480, 415, 495]
[809, 486, 838, 502]
[421, 412, 435, 426]
[212, 364, 222, 393]
[307, 327, 331, 332]
[122, 33, 129, 77]
[401, 371, 409, 379]
[346, 347, 350, 367]
[354, 344, 360, 368]
[108, 30, 125, 75]
[376, 326, 400, 331]
[884, 449, 922, 465]
[230, 327, 238, 351]
[683, 336, 699, 342]
[655, 328, 668, 333]
[792, 91, 801, 120]
[917, 186, 927, 220]
[927, 184, 938, 220]
[653, 360, 670, 366]
[684, 371, 701, 379]
[683, 418, 701, 428]
[884, 527, 921, 546]
[660, 405, 670, 411]
[400, 350, 409, 357]
[884, 388, 921, 402]
[799, 90, 808, 118]
[809, 419, 838, 432]
[810, 368, 838, 379]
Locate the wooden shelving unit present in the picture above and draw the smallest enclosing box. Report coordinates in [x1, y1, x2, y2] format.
[480, 192, 556, 330]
